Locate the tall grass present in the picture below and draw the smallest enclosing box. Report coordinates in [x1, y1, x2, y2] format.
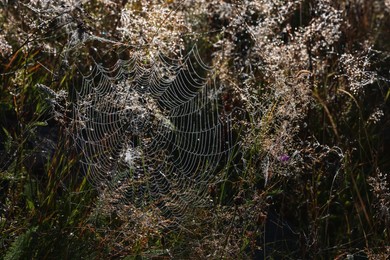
[1, 0, 389, 259]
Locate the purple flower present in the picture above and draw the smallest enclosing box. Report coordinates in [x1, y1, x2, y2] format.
[279, 154, 290, 162]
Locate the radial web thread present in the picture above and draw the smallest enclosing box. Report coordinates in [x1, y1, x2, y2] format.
[72, 46, 240, 218]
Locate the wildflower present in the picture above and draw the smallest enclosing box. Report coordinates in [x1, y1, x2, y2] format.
[279, 154, 290, 162]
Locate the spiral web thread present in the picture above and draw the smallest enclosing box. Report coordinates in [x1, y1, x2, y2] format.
[72, 46, 239, 218]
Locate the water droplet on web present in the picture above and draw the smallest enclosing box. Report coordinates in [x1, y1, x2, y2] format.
[71, 45, 240, 219]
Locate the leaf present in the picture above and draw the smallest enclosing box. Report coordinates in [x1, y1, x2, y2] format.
[26, 199, 35, 212]
[2, 127, 14, 152]
[2, 127, 12, 139]
[31, 121, 48, 127]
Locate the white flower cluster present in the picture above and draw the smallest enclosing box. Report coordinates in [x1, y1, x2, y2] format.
[0, 34, 12, 56]
[339, 52, 376, 95]
[367, 107, 384, 125]
[117, 1, 188, 56]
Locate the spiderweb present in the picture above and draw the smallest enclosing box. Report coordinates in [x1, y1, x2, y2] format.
[72, 46, 240, 219]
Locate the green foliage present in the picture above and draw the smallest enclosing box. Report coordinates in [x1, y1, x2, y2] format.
[0, 0, 389, 259]
[4, 226, 38, 260]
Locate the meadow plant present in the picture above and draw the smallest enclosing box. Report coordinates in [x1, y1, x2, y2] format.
[0, 0, 389, 258]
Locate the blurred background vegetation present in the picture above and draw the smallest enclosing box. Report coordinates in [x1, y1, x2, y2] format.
[0, 0, 389, 259]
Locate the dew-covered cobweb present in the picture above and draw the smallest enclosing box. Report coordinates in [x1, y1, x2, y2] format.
[72, 46, 240, 219]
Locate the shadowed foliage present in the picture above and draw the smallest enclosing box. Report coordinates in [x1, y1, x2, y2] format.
[0, 0, 389, 259]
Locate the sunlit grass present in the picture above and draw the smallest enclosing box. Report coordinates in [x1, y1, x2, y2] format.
[1, 0, 389, 259]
